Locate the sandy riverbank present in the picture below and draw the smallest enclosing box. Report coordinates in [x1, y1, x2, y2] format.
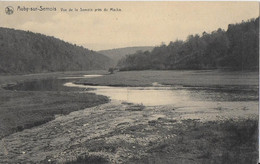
[0, 100, 257, 163]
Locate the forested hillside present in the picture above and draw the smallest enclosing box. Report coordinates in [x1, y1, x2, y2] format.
[98, 46, 154, 66]
[0, 28, 112, 74]
[118, 18, 259, 71]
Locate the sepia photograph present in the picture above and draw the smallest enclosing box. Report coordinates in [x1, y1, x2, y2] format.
[0, 1, 259, 163]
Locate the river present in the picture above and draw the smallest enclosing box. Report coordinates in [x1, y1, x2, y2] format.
[4, 74, 258, 112]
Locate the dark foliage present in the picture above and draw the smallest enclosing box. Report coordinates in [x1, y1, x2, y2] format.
[98, 46, 154, 66]
[0, 27, 113, 74]
[118, 18, 259, 71]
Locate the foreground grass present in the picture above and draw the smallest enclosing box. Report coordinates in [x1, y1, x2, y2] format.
[0, 71, 109, 139]
[66, 118, 258, 164]
[77, 70, 259, 87]
[0, 90, 108, 139]
[0, 101, 257, 163]
[135, 119, 258, 164]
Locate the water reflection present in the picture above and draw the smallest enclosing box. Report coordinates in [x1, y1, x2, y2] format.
[3, 74, 258, 110]
[58, 74, 103, 79]
[64, 82, 258, 110]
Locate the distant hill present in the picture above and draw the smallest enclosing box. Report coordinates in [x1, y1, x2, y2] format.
[98, 46, 154, 66]
[0, 27, 113, 74]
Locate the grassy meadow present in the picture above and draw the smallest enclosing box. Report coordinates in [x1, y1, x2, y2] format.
[77, 70, 259, 87]
[0, 71, 109, 139]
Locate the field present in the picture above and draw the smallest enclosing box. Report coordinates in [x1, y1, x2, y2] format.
[0, 70, 258, 163]
[0, 71, 109, 139]
[76, 70, 259, 87]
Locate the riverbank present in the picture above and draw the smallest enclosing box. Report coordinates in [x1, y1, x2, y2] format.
[76, 70, 259, 87]
[0, 101, 257, 163]
[0, 70, 258, 163]
[0, 71, 109, 139]
[0, 70, 108, 87]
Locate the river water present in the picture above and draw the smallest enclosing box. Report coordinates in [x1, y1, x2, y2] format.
[4, 74, 258, 111]
[64, 82, 258, 112]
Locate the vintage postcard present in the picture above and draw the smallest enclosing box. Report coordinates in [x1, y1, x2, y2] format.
[0, 1, 259, 163]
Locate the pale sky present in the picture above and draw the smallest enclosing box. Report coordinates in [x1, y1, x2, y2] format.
[0, 2, 259, 50]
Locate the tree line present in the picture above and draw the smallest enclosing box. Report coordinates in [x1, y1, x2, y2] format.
[118, 17, 259, 71]
[0, 28, 112, 74]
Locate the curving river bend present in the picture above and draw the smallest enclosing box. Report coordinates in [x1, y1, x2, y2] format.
[4, 74, 258, 112]
[1, 73, 258, 163]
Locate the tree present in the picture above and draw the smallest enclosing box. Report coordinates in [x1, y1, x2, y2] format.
[117, 17, 259, 71]
[108, 68, 114, 74]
